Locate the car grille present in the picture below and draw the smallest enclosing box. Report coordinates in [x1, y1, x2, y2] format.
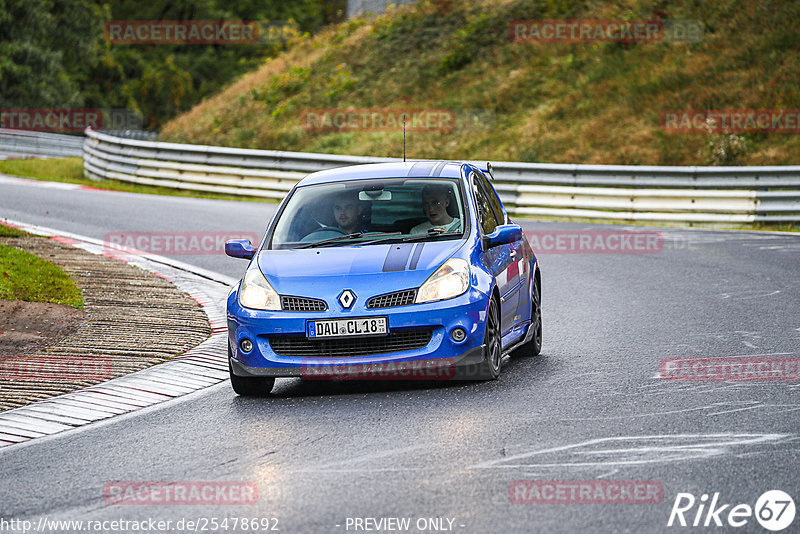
[268, 329, 433, 358]
[366, 289, 417, 309]
[281, 296, 327, 312]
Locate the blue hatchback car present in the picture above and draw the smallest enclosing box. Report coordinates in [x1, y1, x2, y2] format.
[225, 161, 541, 395]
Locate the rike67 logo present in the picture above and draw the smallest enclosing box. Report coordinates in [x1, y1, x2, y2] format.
[668, 490, 795, 531]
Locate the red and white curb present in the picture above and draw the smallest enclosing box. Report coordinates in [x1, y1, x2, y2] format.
[0, 219, 238, 448]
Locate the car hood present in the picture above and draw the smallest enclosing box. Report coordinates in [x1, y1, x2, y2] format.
[257, 239, 464, 296]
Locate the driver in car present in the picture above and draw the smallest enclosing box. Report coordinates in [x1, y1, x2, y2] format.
[411, 184, 462, 234]
[333, 190, 370, 234]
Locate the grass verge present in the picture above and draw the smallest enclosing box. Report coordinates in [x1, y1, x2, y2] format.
[0, 224, 84, 309]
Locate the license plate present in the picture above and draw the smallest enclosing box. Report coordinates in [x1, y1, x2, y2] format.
[307, 317, 388, 339]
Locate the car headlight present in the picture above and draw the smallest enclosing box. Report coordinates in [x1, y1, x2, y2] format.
[416, 258, 470, 304]
[239, 266, 281, 310]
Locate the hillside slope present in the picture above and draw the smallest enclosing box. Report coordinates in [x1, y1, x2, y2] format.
[161, 0, 800, 165]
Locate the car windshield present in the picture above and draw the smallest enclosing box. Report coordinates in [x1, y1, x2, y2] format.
[269, 178, 466, 249]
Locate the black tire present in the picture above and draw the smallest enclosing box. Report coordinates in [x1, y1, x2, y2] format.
[228, 347, 275, 396]
[476, 297, 502, 380]
[515, 275, 542, 357]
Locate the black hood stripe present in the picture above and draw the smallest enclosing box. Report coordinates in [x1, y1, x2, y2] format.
[409, 243, 424, 270]
[383, 244, 414, 272]
[408, 161, 437, 176]
[431, 161, 448, 177]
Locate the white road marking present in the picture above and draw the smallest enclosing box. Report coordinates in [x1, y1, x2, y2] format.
[705, 405, 766, 416]
[470, 433, 790, 469]
[719, 290, 781, 300]
[596, 468, 620, 479]
[563, 401, 764, 421]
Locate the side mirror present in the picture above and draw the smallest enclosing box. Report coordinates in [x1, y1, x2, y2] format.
[484, 224, 522, 249]
[225, 239, 257, 260]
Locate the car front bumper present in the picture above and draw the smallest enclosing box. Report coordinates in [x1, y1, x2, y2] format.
[227, 286, 491, 379]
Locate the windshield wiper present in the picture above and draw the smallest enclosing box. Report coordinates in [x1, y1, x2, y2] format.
[295, 232, 364, 249]
[352, 232, 405, 246]
[399, 229, 463, 242]
[359, 229, 463, 246]
[295, 231, 402, 249]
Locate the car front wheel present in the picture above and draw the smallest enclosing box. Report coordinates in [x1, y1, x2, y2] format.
[229, 347, 275, 396]
[476, 297, 502, 380]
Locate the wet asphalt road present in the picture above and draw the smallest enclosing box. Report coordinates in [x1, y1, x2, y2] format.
[1, 177, 799, 533]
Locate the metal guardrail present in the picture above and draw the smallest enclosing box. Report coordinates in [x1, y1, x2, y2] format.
[101, 130, 159, 141]
[0, 129, 84, 158]
[0, 129, 156, 159]
[83, 129, 800, 223]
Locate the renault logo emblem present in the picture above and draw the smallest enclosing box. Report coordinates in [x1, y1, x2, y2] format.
[338, 289, 356, 309]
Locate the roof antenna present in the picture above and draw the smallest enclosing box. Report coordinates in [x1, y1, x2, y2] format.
[403, 114, 406, 162]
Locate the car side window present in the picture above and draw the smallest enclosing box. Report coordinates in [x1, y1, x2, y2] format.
[471, 173, 499, 235]
[477, 172, 505, 225]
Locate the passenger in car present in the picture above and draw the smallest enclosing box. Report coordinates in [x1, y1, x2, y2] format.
[411, 184, 462, 234]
